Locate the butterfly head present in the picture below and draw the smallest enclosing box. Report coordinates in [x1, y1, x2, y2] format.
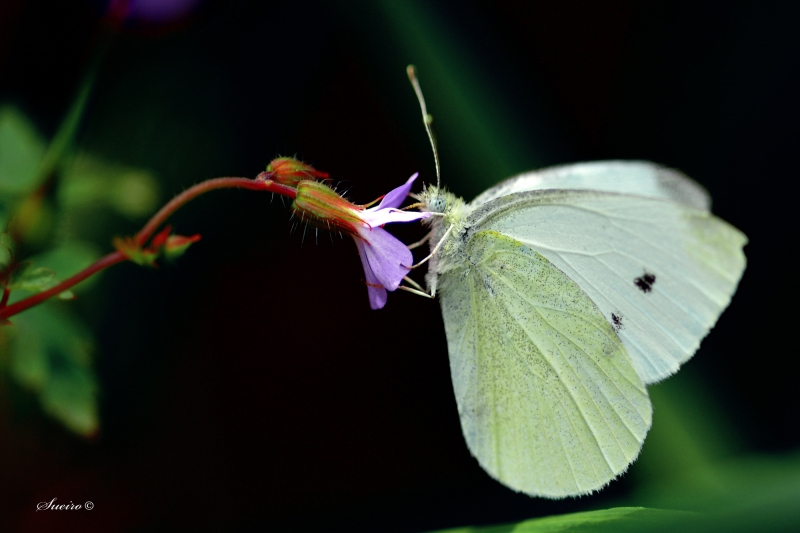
[421, 185, 447, 213]
[420, 185, 465, 227]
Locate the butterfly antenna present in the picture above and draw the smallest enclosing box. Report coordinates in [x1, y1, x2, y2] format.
[407, 65, 440, 188]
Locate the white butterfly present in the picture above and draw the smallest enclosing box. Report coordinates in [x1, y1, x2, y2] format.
[417, 160, 747, 498]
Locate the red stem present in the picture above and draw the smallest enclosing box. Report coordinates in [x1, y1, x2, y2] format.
[136, 177, 296, 245]
[0, 251, 127, 320]
[1, 176, 297, 320]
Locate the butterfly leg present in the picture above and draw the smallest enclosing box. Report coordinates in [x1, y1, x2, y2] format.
[407, 231, 432, 250]
[397, 285, 433, 298]
[412, 223, 454, 269]
[402, 275, 427, 292]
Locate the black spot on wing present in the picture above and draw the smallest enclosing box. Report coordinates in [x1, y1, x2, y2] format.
[634, 272, 656, 293]
[611, 312, 624, 332]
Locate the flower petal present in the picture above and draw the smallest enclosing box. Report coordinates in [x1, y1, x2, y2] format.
[367, 285, 388, 310]
[375, 172, 419, 210]
[355, 224, 412, 291]
[360, 207, 430, 228]
[354, 238, 389, 310]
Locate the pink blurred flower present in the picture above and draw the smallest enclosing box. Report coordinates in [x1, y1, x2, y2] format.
[103, 0, 203, 26]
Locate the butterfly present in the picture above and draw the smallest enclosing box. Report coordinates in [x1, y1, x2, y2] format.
[416, 160, 747, 498]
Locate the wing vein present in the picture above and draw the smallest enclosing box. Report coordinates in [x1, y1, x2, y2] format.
[487, 275, 591, 490]
[489, 269, 619, 477]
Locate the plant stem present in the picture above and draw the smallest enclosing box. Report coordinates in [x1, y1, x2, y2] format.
[136, 177, 296, 245]
[0, 251, 127, 320]
[1, 176, 296, 320]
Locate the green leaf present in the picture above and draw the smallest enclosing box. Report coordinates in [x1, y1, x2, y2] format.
[7, 304, 98, 437]
[430, 508, 689, 533]
[0, 106, 46, 196]
[7, 263, 72, 299]
[427, 453, 800, 533]
[5, 241, 102, 301]
[10, 265, 58, 292]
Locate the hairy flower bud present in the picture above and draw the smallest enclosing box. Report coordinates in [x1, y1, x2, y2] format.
[292, 180, 362, 233]
[262, 157, 329, 188]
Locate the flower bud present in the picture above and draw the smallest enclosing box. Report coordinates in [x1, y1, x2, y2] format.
[164, 234, 201, 260]
[113, 225, 200, 266]
[112, 236, 159, 266]
[263, 157, 329, 188]
[292, 180, 362, 234]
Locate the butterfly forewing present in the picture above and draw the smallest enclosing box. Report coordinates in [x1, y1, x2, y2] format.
[466, 190, 747, 383]
[469, 161, 711, 212]
[439, 230, 652, 498]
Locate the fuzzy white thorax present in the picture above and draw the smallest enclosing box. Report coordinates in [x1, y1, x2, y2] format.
[419, 185, 471, 297]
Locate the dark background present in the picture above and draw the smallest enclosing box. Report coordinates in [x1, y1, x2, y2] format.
[0, 0, 798, 531]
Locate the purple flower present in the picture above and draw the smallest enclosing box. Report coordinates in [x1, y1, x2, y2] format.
[353, 173, 429, 309]
[292, 173, 430, 310]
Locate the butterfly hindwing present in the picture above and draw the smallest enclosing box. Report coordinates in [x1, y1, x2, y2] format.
[439, 230, 652, 498]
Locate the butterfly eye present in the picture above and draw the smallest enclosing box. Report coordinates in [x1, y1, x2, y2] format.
[431, 196, 446, 213]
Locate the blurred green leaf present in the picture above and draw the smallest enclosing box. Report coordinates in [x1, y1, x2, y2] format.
[6, 304, 98, 437]
[0, 68, 103, 438]
[430, 478, 800, 533]
[40, 355, 98, 438]
[0, 231, 15, 253]
[39, 72, 95, 180]
[430, 507, 689, 533]
[9, 262, 74, 300]
[632, 452, 800, 533]
[0, 231, 13, 267]
[111, 169, 159, 217]
[9, 265, 58, 291]
[27, 240, 103, 291]
[0, 106, 46, 196]
[59, 151, 159, 219]
[10, 192, 56, 246]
